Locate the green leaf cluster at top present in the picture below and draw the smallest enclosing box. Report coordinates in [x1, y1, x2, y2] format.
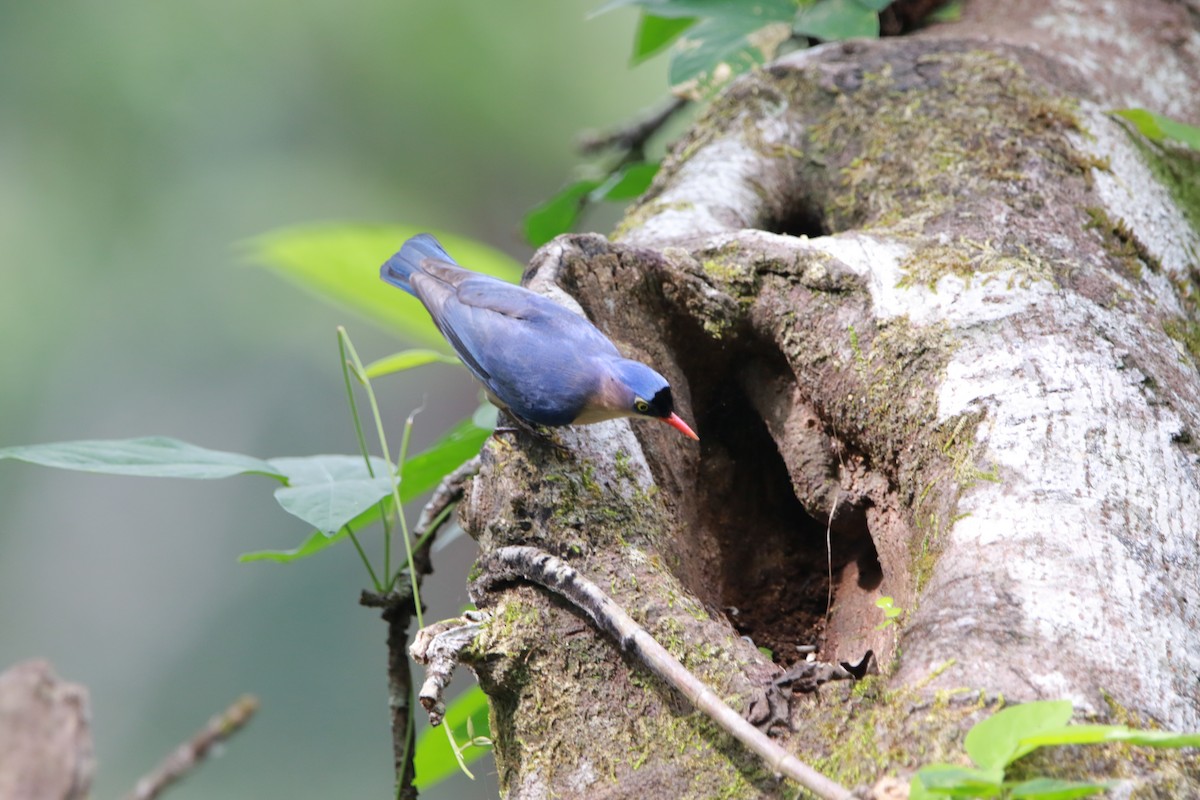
[597, 0, 894, 98]
[526, 0, 908, 247]
[911, 700, 1200, 799]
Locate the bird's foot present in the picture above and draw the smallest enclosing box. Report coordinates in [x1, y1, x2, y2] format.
[493, 414, 569, 455]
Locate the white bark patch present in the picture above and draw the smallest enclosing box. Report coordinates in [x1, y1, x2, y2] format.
[936, 295, 1200, 728]
[814, 234, 1058, 326]
[1030, 1, 1200, 117]
[620, 113, 795, 248]
[818, 226, 1200, 727]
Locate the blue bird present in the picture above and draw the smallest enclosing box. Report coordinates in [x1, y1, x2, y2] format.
[380, 234, 698, 441]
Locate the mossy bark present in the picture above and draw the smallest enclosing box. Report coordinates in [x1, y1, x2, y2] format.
[454, 5, 1200, 798]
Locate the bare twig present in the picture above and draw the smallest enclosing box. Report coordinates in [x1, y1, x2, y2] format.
[360, 586, 419, 799]
[413, 455, 480, 550]
[126, 695, 258, 800]
[578, 96, 689, 157]
[471, 546, 862, 800]
[408, 612, 487, 725]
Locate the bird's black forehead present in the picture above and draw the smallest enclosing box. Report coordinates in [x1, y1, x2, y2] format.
[649, 385, 674, 417]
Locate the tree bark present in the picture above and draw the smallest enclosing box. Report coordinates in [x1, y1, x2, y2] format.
[456, 2, 1200, 796]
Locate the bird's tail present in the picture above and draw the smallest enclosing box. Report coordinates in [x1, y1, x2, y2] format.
[380, 233, 457, 294]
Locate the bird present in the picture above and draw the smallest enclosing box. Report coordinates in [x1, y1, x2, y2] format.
[379, 233, 698, 441]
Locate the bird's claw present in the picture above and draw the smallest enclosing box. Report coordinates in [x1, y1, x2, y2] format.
[494, 416, 570, 455]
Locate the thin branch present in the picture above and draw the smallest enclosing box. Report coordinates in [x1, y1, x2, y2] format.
[411, 455, 481, 568]
[125, 695, 259, 800]
[414, 455, 479, 535]
[578, 96, 689, 158]
[360, 586, 419, 800]
[471, 546, 862, 800]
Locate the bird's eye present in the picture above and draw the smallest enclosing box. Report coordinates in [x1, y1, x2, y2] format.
[634, 399, 650, 414]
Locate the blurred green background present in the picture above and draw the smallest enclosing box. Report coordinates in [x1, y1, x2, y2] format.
[0, 1, 666, 797]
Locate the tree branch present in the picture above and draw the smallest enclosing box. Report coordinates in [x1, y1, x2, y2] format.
[578, 96, 689, 158]
[360, 586, 418, 799]
[470, 545, 862, 800]
[125, 695, 258, 800]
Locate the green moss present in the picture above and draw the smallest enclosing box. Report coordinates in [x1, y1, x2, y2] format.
[1084, 206, 1162, 279]
[802, 50, 1089, 234]
[800, 676, 1200, 795]
[788, 667, 990, 789]
[898, 238, 1058, 291]
[1163, 316, 1200, 369]
[475, 583, 785, 798]
[702, 258, 747, 283]
[817, 314, 994, 595]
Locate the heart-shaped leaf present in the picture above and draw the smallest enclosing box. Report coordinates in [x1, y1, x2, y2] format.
[268, 455, 395, 536]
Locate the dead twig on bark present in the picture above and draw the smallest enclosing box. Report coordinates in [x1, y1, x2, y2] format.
[468, 545, 862, 800]
[408, 612, 487, 726]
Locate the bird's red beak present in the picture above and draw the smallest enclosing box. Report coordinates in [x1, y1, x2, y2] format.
[662, 412, 699, 441]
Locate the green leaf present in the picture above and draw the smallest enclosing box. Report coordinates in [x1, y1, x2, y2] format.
[364, 349, 461, 379]
[267, 455, 395, 536]
[237, 499, 391, 563]
[241, 414, 490, 564]
[1114, 729, 1200, 748]
[1007, 777, 1116, 800]
[965, 700, 1075, 769]
[1017, 724, 1200, 751]
[239, 529, 342, 563]
[0, 437, 284, 480]
[669, 15, 780, 95]
[593, 0, 796, 21]
[413, 686, 492, 788]
[592, 162, 661, 201]
[908, 773, 938, 800]
[914, 763, 1005, 797]
[633, 13, 696, 64]
[249, 224, 523, 347]
[794, 0, 881, 40]
[1112, 108, 1200, 150]
[524, 179, 603, 247]
[928, 0, 962, 22]
[400, 417, 491, 502]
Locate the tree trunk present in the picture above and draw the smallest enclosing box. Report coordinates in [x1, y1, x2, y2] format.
[457, 2, 1200, 796]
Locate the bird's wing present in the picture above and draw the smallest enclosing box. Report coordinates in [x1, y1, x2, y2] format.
[453, 276, 562, 322]
[410, 266, 623, 422]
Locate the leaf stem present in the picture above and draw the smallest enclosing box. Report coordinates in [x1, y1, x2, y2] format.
[338, 327, 394, 590]
[346, 522, 382, 593]
[413, 502, 456, 555]
[338, 328, 375, 477]
[339, 329, 424, 630]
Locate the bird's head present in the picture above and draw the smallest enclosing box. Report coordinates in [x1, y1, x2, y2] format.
[603, 359, 699, 440]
